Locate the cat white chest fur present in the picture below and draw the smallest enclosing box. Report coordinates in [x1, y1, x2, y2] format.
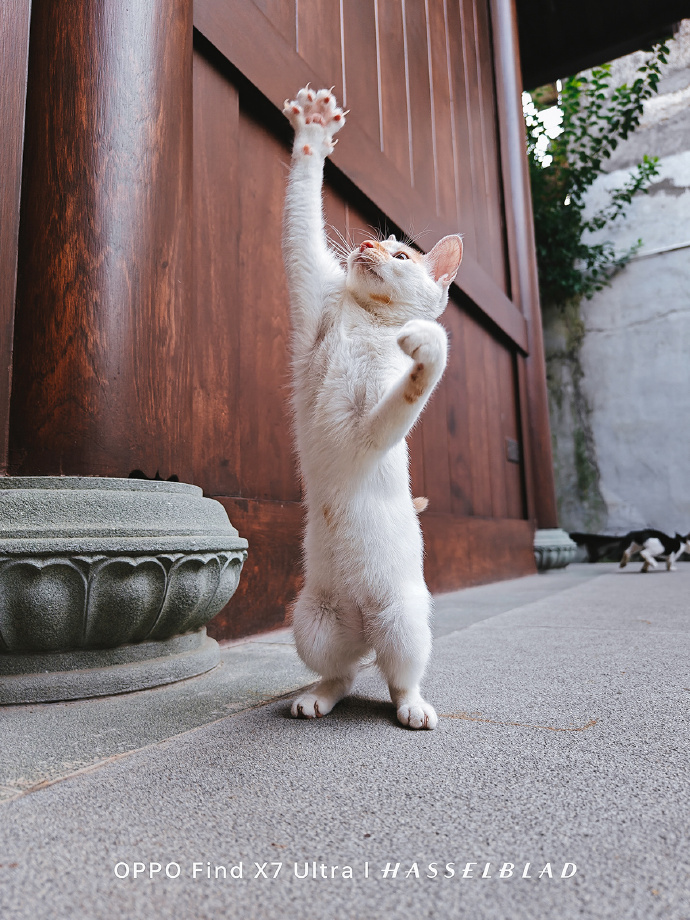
[282, 87, 463, 730]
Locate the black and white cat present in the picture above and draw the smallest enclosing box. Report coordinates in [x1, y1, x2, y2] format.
[619, 529, 690, 572]
[281, 87, 462, 729]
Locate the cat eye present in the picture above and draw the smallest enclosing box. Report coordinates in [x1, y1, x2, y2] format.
[394, 252, 409, 260]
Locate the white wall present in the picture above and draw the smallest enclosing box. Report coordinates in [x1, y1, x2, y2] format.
[548, 22, 690, 535]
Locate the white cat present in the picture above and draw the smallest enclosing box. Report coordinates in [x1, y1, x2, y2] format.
[282, 87, 462, 730]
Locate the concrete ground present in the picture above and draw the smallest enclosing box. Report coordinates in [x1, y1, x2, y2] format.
[0, 563, 688, 920]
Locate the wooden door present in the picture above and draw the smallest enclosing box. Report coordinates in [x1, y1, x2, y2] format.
[191, 0, 541, 639]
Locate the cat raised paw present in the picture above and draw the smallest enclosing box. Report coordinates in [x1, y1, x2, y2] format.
[283, 87, 346, 156]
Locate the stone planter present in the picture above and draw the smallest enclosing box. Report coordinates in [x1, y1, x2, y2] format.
[0, 477, 248, 704]
[534, 528, 578, 571]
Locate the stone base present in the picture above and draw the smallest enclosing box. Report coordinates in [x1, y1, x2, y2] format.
[0, 628, 219, 705]
[534, 528, 578, 571]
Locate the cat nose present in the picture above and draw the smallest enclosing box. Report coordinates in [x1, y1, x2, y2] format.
[360, 240, 377, 252]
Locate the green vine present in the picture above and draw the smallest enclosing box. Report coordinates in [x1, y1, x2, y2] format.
[524, 42, 669, 308]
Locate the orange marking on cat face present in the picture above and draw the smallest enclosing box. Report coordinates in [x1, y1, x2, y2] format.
[323, 505, 334, 526]
[303, 144, 312, 155]
[370, 293, 391, 305]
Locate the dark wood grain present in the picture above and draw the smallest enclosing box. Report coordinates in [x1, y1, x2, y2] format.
[426, 0, 458, 225]
[296, 0, 343, 100]
[516, 352, 537, 523]
[495, 345, 522, 519]
[463, 313, 493, 517]
[458, 0, 492, 279]
[0, 0, 32, 474]
[408, 422, 427, 506]
[206, 497, 304, 639]
[422, 514, 536, 591]
[445, 0, 477, 245]
[484, 334, 509, 519]
[238, 104, 300, 501]
[341, 0, 380, 147]
[11, 0, 194, 480]
[474, 0, 509, 291]
[377, 0, 412, 184]
[252, 0, 297, 50]
[420, 363, 452, 515]
[403, 0, 437, 220]
[194, 0, 528, 354]
[444, 303, 473, 517]
[192, 51, 242, 497]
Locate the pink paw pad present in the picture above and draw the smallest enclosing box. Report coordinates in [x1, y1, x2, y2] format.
[284, 87, 346, 142]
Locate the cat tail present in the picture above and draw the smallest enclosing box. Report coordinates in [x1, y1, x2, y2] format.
[412, 497, 429, 514]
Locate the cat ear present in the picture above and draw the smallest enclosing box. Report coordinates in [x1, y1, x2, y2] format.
[424, 235, 463, 285]
[387, 234, 396, 241]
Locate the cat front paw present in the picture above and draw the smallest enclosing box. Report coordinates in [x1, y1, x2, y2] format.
[283, 87, 346, 156]
[397, 320, 448, 403]
[397, 319, 448, 371]
[397, 699, 438, 730]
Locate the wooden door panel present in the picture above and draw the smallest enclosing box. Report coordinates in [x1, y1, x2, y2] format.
[446, 0, 477, 248]
[0, 0, 32, 473]
[237, 105, 300, 501]
[444, 304, 473, 517]
[462, 313, 493, 517]
[427, 0, 460, 227]
[192, 53, 242, 496]
[474, 0, 508, 291]
[502, 349, 527, 520]
[297, 0, 344, 93]
[194, 0, 526, 352]
[341, 1, 381, 148]
[377, 0, 412, 184]
[484, 333, 509, 519]
[253, 0, 297, 47]
[403, 0, 438, 215]
[189, 0, 537, 638]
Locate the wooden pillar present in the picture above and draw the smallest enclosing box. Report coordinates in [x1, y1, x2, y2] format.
[0, 0, 32, 474]
[10, 0, 193, 481]
[490, 0, 559, 529]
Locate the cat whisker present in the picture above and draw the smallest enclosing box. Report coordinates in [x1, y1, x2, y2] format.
[404, 225, 431, 249]
[327, 224, 357, 260]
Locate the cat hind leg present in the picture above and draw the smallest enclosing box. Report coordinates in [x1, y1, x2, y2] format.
[291, 673, 357, 720]
[290, 589, 366, 719]
[368, 589, 437, 730]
